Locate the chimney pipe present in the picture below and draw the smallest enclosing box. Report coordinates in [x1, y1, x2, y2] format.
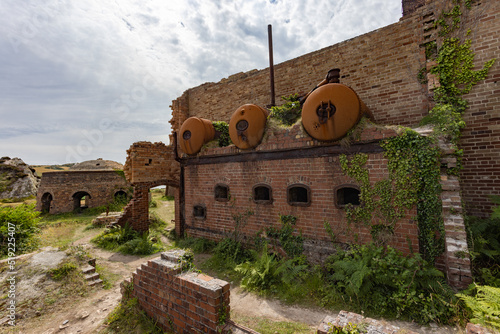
[268, 24, 275, 107]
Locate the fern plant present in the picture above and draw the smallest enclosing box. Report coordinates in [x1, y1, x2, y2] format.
[323, 243, 458, 324]
[235, 245, 280, 291]
[457, 285, 500, 330]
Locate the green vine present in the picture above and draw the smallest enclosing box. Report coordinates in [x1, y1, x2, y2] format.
[178, 249, 198, 272]
[217, 300, 229, 332]
[340, 130, 443, 263]
[421, 0, 496, 143]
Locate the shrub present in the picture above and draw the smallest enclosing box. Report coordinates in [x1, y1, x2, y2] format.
[266, 214, 304, 258]
[323, 243, 459, 324]
[91, 224, 162, 255]
[48, 262, 78, 280]
[466, 197, 500, 286]
[212, 121, 232, 147]
[0, 204, 41, 256]
[268, 94, 302, 126]
[213, 238, 251, 264]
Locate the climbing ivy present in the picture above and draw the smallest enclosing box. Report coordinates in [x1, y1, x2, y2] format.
[382, 130, 444, 263]
[340, 130, 443, 263]
[421, 0, 496, 143]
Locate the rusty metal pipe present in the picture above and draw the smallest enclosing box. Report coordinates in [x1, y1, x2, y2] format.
[268, 24, 275, 107]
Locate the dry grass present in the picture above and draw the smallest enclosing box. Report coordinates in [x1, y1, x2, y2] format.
[39, 221, 99, 249]
[231, 314, 315, 334]
[0, 197, 36, 208]
[32, 165, 71, 175]
[150, 191, 175, 226]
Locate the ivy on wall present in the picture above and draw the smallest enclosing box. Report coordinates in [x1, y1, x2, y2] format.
[340, 130, 443, 263]
[339, 0, 497, 263]
[421, 0, 496, 143]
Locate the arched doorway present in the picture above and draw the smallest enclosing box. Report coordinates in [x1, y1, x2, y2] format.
[41, 192, 53, 213]
[114, 190, 128, 201]
[73, 191, 91, 211]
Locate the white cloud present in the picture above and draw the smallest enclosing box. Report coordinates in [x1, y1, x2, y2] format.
[0, 0, 402, 164]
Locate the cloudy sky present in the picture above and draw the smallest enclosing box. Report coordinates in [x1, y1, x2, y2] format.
[0, 0, 402, 165]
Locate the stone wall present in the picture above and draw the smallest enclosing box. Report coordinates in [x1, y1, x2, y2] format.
[122, 249, 230, 334]
[170, 0, 500, 218]
[35, 171, 130, 214]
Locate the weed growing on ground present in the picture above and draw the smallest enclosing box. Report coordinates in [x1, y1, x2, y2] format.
[174, 236, 216, 253]
[48, 262, 78, 280]
[104, 297, 165, 334]
[91, 224, 163, 256]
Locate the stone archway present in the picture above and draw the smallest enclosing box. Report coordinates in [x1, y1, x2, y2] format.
[41, 192, 53, 213]
[72, 191, 91, 211]
[116, 180, 178, 232]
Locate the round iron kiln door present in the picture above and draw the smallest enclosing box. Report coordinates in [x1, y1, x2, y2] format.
[229, 104, 268, 150]
[301, 83, 363, 142]
[179, 117, 215, 155]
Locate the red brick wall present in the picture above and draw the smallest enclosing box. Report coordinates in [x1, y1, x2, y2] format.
[183, 152, 418, 258]
[35, 171, 130, 214]
[123, 249, 230, 334]
[457, 0, 500, 217]
[124, 141, 180, 185]
[120, 141, 180, 231]
[170, 0, 500, 218]
[179, 123, 419, 258]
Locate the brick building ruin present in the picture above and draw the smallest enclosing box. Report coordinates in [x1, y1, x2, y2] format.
[36, 159, 131, 214]
[119, 0, 499, 291]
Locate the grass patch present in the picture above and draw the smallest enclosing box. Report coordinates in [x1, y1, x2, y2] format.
[48, 262, 78, 280]
[149, 191, 175, 226]
[95, 263, 120, 290]
[39, 220, 95, 249]
[174, 236, 216, 253]
[232, 314, 314, 334]
[103, 297, 166, 334]
[91, 224, 163, 256]
[191, 236, 463, 326]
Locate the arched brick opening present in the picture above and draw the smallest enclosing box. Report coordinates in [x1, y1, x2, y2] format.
[117, 180, 178, 232]
[41, 192, 53, 213]
[73, 191, 91, 211]
[114, 190, 128, 201]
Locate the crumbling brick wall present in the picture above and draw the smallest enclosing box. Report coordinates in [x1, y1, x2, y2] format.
[122, 249, 230, 334]
[117, 141, 180, 231]
[35, 171, 130, 214]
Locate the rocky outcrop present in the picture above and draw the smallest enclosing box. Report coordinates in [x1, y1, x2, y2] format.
[0, 157, 40, 200]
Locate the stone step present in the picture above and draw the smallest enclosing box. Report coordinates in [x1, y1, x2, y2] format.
[81, 265, 95, 275]
[88, 278, 103, 287]
[84, 272, 100, 281]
